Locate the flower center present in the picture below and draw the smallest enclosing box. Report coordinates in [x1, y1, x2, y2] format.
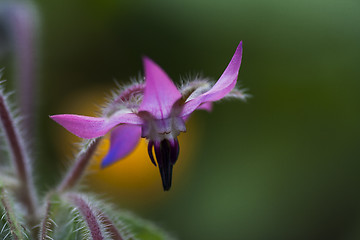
[141, 116, 186, 141]
[140, 115, 185, 190]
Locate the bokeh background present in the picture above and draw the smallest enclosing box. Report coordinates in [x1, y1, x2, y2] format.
[1, 0, 360, 239]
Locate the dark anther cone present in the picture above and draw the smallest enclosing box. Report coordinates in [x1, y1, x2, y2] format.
[147, 138, 180, 191]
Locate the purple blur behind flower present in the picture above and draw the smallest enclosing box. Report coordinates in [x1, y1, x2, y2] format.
[51, 42, 248, 191]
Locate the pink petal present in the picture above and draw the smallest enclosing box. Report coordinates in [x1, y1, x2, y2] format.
[101, 124, 141, 167]
[138, 57, 182, 119]
[50, 113, 142, 139]
[181, 102, 212, 122]
[197, 102, 213, 112]
[181, 41, 243, 117]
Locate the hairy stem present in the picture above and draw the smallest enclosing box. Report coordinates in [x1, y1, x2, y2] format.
[58, 138, 102, 192]
[0, 93, 36, 216]
[66, 193, 104, 240]
[97, 211, 123, 240]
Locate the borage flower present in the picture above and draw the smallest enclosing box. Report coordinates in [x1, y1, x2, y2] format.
[51, 41, 247, 191]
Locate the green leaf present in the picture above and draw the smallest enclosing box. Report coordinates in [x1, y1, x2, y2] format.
[116, 213, 175, 240]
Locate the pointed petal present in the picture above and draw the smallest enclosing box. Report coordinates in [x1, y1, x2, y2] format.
[101, 125, 141, 167]
[197, 102, 213, 112]
[182, 102, 212, 121]
[138, 57, 182, 119]
[50, 112, 142, 139]
[181, 41, 243, 117]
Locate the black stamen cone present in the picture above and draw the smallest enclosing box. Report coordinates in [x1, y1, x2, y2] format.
[148, 138, 180, 191]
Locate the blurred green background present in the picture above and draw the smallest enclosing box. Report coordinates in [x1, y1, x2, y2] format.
[2, 0, 360, 239]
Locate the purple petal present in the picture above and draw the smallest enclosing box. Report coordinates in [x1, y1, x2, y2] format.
[101, 124, 141, 167]
[50, 113, 142, 139]
[181, 41, 243, 117]
[138, 57, 182, 119]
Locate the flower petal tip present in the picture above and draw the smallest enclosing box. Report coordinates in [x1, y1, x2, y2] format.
[49, 114, 61, 121]
[49, 114, 107, 139]
[180, 41, 244, 116]
[139, 55, 182, 118]
[142, 56, 152, 65]
[100, 157, 112, 169]
[142, 56, 161, 74]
